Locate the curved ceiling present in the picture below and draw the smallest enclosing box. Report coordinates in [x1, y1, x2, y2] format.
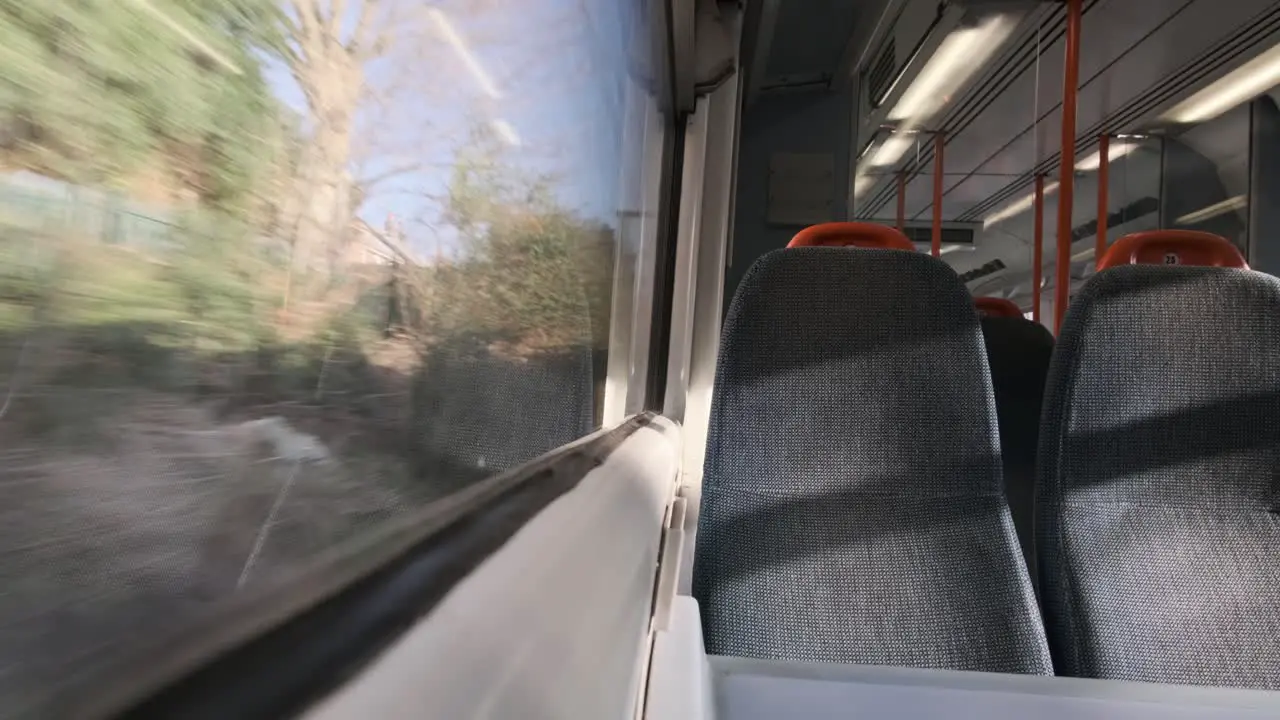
[749, 0, 1280, 307]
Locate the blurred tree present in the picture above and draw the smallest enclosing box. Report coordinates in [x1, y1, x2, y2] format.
[435, 129, 615, 353]
[276, 0, 394, 277]
[0, 0, 284, 219]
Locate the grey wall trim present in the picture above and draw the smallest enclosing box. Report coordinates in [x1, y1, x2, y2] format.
[1249, 96, 1280, 273]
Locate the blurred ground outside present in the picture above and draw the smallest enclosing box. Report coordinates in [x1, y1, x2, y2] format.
[0, 160, 609, 711]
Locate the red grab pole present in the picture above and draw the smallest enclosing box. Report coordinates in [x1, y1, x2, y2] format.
[896, 171, 907, 233]
[1054, 0, 1082, 332]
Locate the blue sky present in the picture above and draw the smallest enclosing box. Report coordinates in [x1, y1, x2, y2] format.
[266, 0, 643, 261]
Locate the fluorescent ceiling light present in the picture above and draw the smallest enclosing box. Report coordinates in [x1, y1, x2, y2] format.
[1162, 43, 1280, 124]
[888, 14, 1018, 125]
[429, 8, 502, 100]
[939, 244, 965, 255]
[1175, 195, 1247, 225]
[869, 134, 914, 167]
[1075, 140, 1141, 171]
[1071, 247, 1095, 262]
[983, 181, 1059, 228]
[852, 173, 878, 199]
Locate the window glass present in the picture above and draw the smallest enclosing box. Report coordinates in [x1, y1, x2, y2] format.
[1165, 103, 1252, 250]
[0, 0, 664, 713]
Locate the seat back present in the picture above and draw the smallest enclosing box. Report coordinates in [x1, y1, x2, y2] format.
[693, 243, 1051, 673]
[1039, 230, 1280, 688]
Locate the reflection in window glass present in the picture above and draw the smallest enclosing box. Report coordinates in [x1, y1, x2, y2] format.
[1165, 103, 1252, 250]
[1086, 135, 1162, 265]
[0, 0, 663, 713]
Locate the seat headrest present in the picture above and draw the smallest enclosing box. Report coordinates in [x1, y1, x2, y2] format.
[1099, 230, 1248, 270]
[710, 247, 1001, 497]
[787, 222, 915, 250]
[975, 297, 1023, 318]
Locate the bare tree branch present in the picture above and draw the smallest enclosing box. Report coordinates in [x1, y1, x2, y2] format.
[355, 29, 393, 60]
[280, 5, 305, 39]
[358, 162, 426, 191]
[280, 39, 307, 76]
[347, 0, 381, 55]
[329, 0, 349, 38]
[306, 0, 327, 37]
[289, 0, 321, 42]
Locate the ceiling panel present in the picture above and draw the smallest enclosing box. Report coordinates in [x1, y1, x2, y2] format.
[953, 0, 1276, 214]
[935, 0, 1190, 179]
[765, 0, 859, 78]
[945, 148, 1163, 293]
[878, 0, 1275, 227]
[779, 0, 1280, 294]
[857, 0, 1280, 291]
[899, 173, 1026, 221]
[1176, 103, 1252, 197]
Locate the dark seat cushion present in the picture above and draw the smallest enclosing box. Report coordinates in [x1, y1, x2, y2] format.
[981, 315, 1055, 589]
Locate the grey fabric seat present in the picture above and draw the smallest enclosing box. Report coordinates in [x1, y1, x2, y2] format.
[1038, 265, 1280, 689]
[692, 247, 1052, 674]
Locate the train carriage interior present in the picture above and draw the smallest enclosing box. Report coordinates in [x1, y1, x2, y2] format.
[4, 0, 1280, 717]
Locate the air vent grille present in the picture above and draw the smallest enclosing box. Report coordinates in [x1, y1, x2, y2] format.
[959, 259, 1007, 283]
[868, 37, 897, 108]
[902, 225, 975, 245]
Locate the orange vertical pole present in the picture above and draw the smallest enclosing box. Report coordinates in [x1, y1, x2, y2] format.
[1054, 0, 1082, 333]
[1033, 175, 1045, 323]
[1095, 133, 1109, 269]
[932, 132, 944, 257]
[896, 171, 907, 233]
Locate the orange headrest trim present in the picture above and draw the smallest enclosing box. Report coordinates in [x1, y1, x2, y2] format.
[787, 222, 915, 251]
[975, 297, 1024, 318]
[1098, 230, 1248, 270]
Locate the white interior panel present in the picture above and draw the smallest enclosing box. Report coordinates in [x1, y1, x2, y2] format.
[714, 663, 1280, 720]
[646, 597, 714, 720]
[305, 418, 682, 720]
[646, 597, 1280, 720]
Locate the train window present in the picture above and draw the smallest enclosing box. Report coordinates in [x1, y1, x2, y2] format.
[0, 0, 665, 715]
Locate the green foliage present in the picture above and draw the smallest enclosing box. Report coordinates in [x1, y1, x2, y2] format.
[0, 0, 285, 217]
[435, 137, 615, 352]
[454, 210, 613, 350]
[164, 217, 271, 348]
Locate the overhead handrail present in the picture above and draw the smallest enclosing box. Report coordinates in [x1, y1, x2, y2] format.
[1098, 230, 1248, 270]
[787, 222, 916, 251]
[975, 297, 1024, 318]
